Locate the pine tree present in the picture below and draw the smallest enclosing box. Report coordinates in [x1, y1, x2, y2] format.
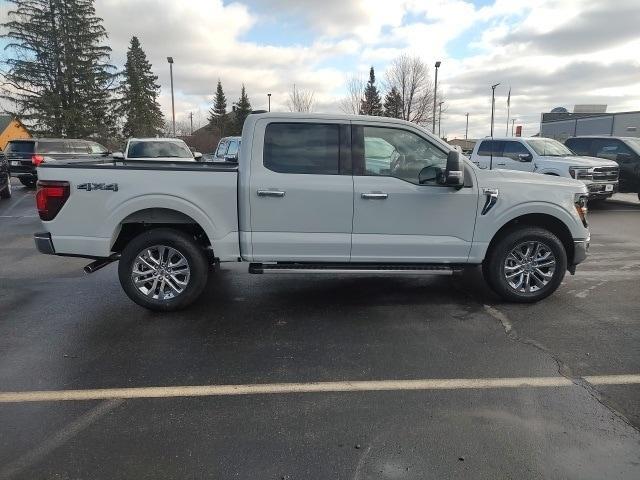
[233, 84, 252, 135]
[1, 0, 117, 139]
[208, 80, 227, 137]
[383, 87, 403, 118]
[359, 67, 383, 116]
[119, 36, 164, 138]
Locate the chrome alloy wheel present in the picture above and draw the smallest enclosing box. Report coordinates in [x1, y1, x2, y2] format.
[131, 245, 191, 300]
[503, 241, 556, 293]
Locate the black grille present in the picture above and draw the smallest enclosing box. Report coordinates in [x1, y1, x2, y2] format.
[592, 166, 618, 182]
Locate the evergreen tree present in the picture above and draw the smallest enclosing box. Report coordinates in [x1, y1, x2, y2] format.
[2, 0, 117, 138]
[119, 36, 164, 138]
[208, 79, 227, 137]
[233, 84, 252, 135]
[359, 67, 383, 116]
[383, 87, 403, 118]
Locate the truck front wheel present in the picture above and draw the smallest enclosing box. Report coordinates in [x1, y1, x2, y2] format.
[118, 228, 209, 311]
[483, 227, 567, 303]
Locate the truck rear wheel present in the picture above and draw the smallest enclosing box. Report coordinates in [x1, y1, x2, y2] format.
[483, 227, 567, 303]
[118, 228, 209, 311]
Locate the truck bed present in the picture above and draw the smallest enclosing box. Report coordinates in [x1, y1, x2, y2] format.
[37, 161, 240, 260]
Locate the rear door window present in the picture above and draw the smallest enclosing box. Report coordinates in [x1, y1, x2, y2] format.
[38, 141, 69, 154]
[593, 139, 633, 161]
[69, 141, 91, 154]
[477, 140, 504, 156]
[215, 141, 228, 158]
[264, 123, 340, 175]
[88, 142, 108, 154]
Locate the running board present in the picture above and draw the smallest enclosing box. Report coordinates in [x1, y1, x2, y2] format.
[249, 262, 464, 275]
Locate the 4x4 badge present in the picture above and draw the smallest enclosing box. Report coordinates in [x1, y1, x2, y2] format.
[77, 183, 118, 192]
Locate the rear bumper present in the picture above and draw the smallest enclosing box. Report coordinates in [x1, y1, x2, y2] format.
[34, 232, 55, 255]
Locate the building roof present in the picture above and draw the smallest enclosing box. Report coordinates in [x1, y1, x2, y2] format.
[0, 115, 14, 133]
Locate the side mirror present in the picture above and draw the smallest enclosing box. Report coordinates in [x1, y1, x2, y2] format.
[193, 152, 203, 160]
[112, 152, 124, 160]
[440, 150, 465, 187]
[518, 153, 533, 162]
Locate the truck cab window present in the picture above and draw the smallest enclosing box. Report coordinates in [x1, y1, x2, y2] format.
[264, 123, 339, 175]
[502, 141, 530, 160]
[362, 126, 447, 185]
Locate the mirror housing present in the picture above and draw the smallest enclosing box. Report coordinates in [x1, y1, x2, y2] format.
[193, 152, 203, 161]
[440, 150, 465, 187]
[518, 153, 533, 162]
[112, 152, 124, 160]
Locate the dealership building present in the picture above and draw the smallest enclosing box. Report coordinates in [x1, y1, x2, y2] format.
[540, 106, 640, 141]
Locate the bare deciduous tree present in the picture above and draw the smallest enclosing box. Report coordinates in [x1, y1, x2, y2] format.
[338, 75, 365, 114]
[286, 84, 315, 112]
[384, 54, 436, 126]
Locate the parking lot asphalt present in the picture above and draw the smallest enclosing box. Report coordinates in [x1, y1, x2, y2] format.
[1, 178, 639, 479]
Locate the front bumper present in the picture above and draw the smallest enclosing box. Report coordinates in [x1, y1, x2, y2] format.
[584, 181, 618, 198]
[569, 237, 590, 274]
[34, 232, 55, 255]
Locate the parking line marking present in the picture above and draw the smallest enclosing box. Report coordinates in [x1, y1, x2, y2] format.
[0, 375, 639, 404]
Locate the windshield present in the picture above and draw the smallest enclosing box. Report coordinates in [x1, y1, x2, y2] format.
[525, 138, 574, 156]
[623, 138, 640, 154]
[127, 140, 193, 159]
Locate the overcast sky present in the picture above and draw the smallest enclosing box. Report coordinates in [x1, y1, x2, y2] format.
[4, 0, 640, 138]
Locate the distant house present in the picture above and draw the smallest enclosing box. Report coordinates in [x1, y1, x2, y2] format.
[0, 115, 30, 150]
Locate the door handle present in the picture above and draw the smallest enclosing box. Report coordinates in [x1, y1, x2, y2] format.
[257, 189, 285, 197]
[361, 192, 388, 200]
[496, 162, 506, 166]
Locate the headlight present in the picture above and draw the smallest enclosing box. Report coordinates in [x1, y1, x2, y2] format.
[574, 193, 588, 227]
[569, 167, 594, 180]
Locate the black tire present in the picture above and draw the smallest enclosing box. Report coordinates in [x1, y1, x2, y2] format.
[0, 173, 11, 199]
[118, 228, 209, 311]
[19, 177, 37, 188]
[483, 227, 567, 303]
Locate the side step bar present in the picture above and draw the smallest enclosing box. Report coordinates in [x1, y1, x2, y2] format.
[249, 262, 464, 275]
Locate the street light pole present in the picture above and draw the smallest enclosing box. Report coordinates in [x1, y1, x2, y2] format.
[438, 101, 444, 137]
[432, 61, 441, 134]
[511, 118, 516, 137]
[490, 83, 500, 137]
[167, 57, 175, 137]
[267, 93, 271, 112]
[465, 112, 469, 140]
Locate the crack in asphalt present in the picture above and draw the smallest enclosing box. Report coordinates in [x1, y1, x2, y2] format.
[482, 303, 640, 435]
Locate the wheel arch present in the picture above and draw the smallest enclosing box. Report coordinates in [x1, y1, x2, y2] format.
[486, 213, 575, 265]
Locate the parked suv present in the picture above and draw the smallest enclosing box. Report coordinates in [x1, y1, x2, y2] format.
[0, 150, 11, 199]
[564, 136, 640, 200]
[5, 138, 110, 188]
[469, 137, 619, 200]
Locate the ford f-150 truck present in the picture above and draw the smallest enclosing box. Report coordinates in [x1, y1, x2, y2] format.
[34, 113, 591, 311]
[469, 137, 619, 200]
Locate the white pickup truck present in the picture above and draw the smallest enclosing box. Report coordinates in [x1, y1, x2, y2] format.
[469, 137, 619, 200]
[34, 113, 590, 311]
[112, 138, 202, 162]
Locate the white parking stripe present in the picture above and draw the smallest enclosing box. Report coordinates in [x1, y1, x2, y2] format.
[0, 375, 638, 403]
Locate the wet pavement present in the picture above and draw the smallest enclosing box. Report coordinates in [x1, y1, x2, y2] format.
[1, 180, 639, 479]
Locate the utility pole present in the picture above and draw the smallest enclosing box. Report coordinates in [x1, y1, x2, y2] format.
[167, 57, 175, 137]
[438, 101, 444, 138]
[490, 83, 500, 170]
[465, 112, 469, 140]
[267, 93, 271, 112]
[432, 61, 441, 134]
[189, 112, 193, 135]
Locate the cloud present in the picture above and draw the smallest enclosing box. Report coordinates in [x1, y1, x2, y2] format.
[86, 0, 640, 139]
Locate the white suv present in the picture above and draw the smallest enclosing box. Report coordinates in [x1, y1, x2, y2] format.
[470, 137, 619, 199]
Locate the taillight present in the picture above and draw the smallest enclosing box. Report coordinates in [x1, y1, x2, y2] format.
[36, 181, 70, 221]
[32, 154, 45, 166]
